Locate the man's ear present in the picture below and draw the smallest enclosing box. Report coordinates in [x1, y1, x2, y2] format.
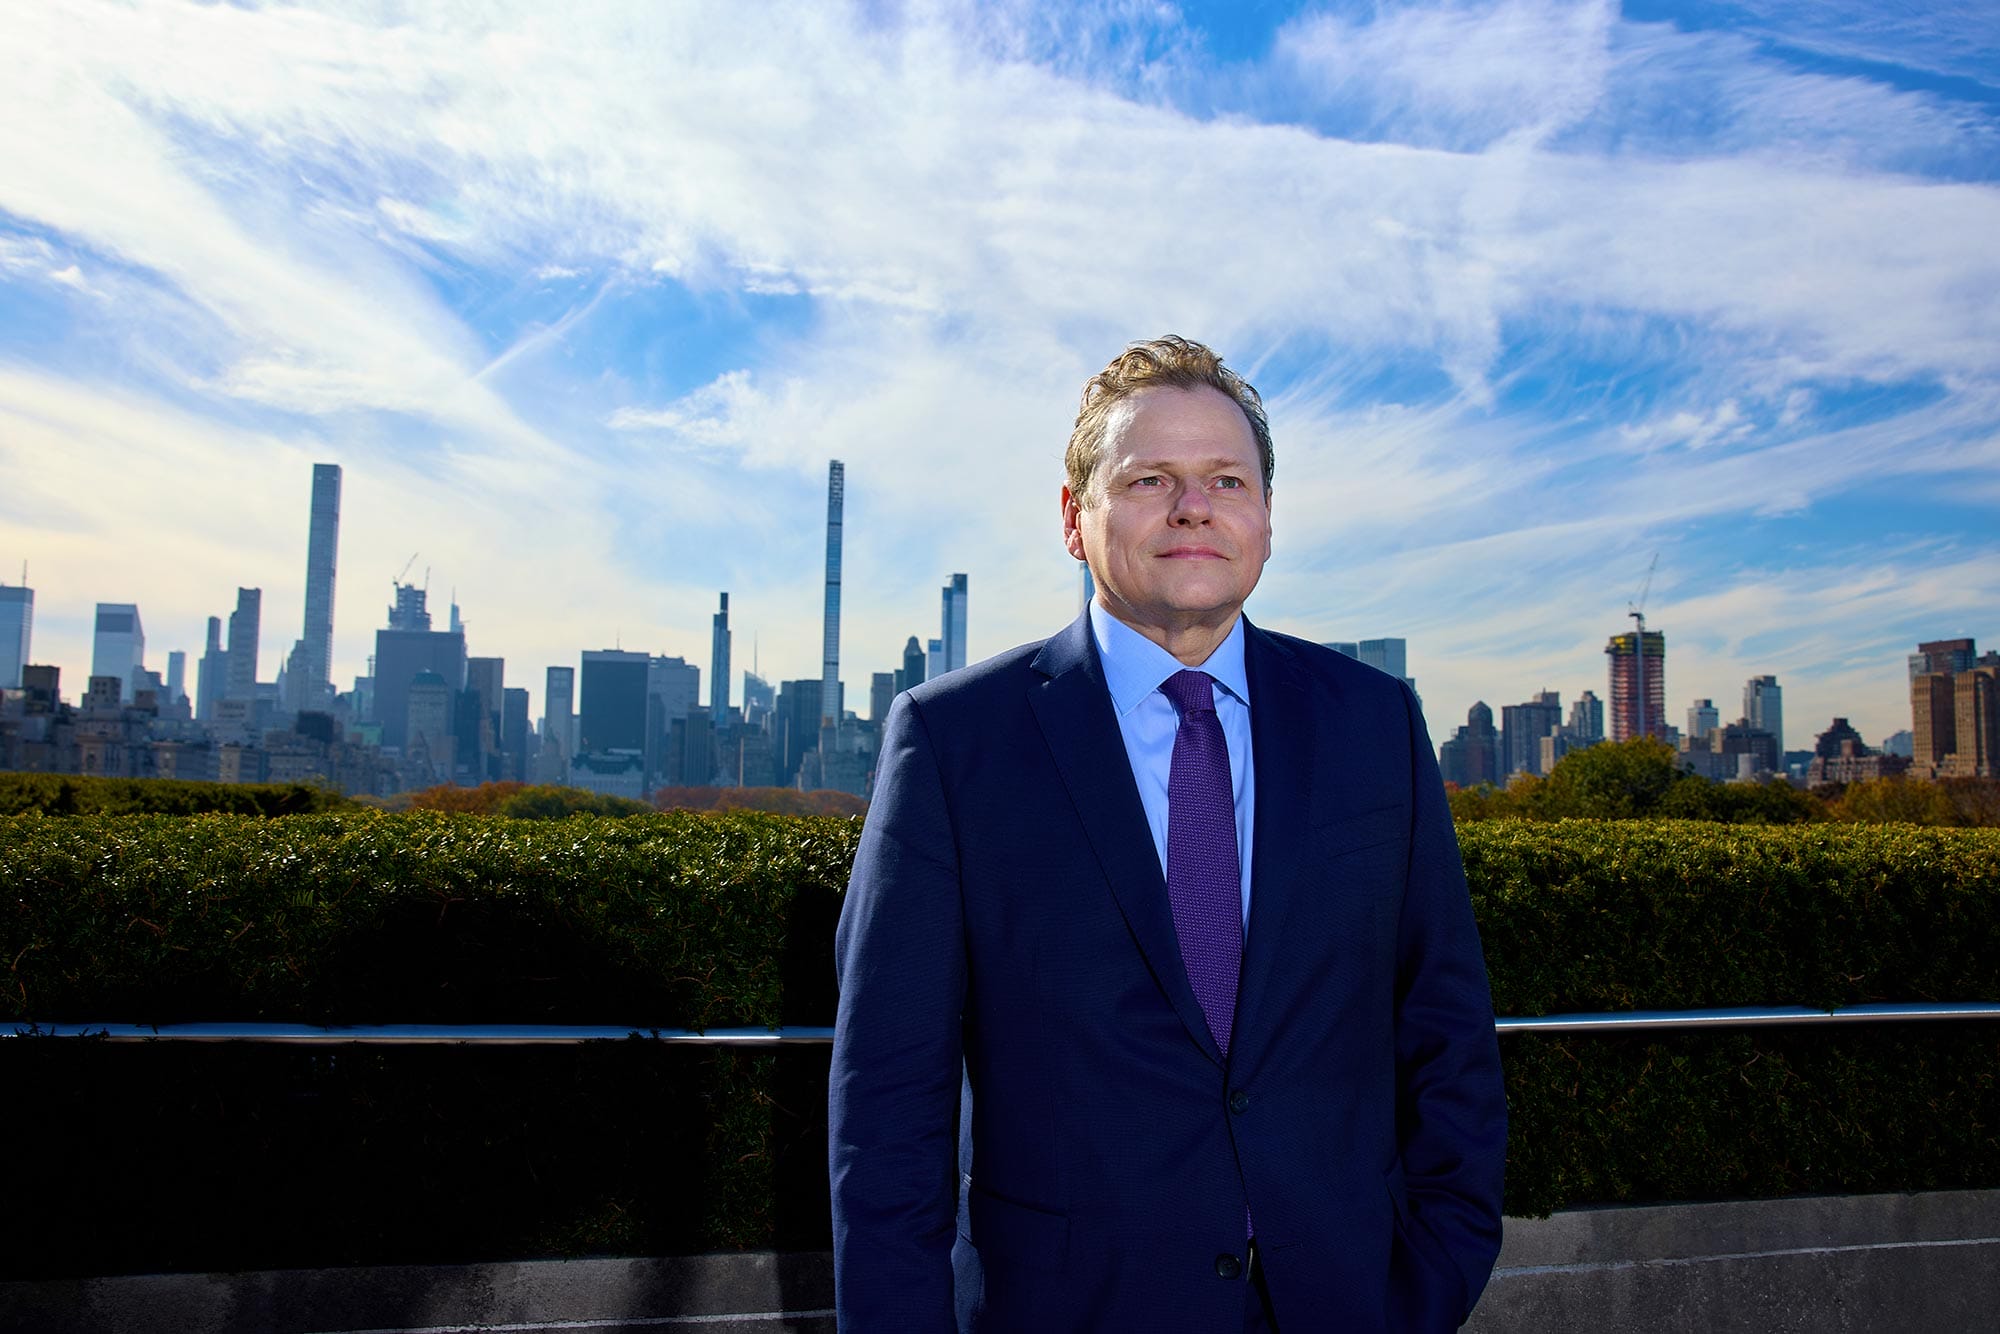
[1061, 485, 1087, 563]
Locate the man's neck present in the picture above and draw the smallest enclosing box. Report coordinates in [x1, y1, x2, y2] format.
[1094, 596, 1241, 667]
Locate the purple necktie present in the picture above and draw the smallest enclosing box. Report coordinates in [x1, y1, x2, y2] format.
[1162, 669, 1242, 1058]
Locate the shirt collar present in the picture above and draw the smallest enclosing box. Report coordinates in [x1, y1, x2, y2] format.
[1088, 599, 1251, 719]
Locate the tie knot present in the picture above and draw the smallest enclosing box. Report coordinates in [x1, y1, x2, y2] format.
[1162, 669, 1217, 720]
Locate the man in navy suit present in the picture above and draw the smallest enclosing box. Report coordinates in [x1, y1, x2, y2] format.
[829, 336, 1506, 1332]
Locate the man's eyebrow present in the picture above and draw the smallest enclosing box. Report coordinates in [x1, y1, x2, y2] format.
[1116, 457, 1256, 473]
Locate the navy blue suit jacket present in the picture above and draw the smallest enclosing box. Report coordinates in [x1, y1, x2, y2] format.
[829, 613, 1506, 1332]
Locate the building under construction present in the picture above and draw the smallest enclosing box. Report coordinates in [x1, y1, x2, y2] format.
[1606, 629, 1667, 743]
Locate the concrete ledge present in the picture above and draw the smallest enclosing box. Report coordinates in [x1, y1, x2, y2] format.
[1470, 1189, 2000, 1333]
[4, 1190, 1995, 1332]
[0, 1251, 836, 1334]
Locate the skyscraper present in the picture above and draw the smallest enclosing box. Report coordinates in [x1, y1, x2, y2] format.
[927, 638, 945, 682]
[870, 671, 896, 722]
[1358, 638, 1405, 681]
[1952, 662, 2000, 778]
[545, 665, 576, 757]
[1912, 670, 1957, 776]
[463, 657, 505, 781]
[388, 582, 431, 631]
[941, 573, 969, 674]
[1743, 675, 1782, 753]
[1501, 690, 1562, 777]
[1910, 638, 1999, 778]
[711, 592, 732, 715]
[502, 686, 530, 783]
[1439, 701, 1500, 789]
[165, 650, 187, 707]
[281, 464, 341, 712]
[0, 579, 30, 689]
[1329, 638, 1417, 695]
[372, 585, 466, 754]
[91, 603, 145, 702]
[741, 669, 775, 728]
[1910, 638, 1975, 680]
[901, 635, 926, 693]
[196, 616, 225, 722]
[646, 654, 701, 787]
[226, 588, 261, 702]
[405, 670, 454, 782]
[1606, 629, 1666, 742]
[775, 678, 823, 786]
[1567, 691, 1605, 745]
[1687, 699, 1719, 742]
[821, 461, 844, 727]
[578, 649, 649, 756]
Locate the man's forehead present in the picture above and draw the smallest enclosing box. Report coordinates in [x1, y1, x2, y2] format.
[1102, 387, 1258, 454]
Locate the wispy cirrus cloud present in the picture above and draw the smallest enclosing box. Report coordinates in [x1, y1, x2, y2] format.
[0, 0, 1994, 753]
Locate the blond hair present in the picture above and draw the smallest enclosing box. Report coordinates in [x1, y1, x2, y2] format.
[1065, 335, 1273, 506]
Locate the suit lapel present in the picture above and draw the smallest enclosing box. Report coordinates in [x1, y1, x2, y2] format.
[1233, 620, 1315, 1064]
[1028, 613, 1224, 1066]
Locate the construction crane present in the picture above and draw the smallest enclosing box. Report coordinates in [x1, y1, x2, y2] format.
[1628, 553, 1659, 741]
[386, 554, 425, 631]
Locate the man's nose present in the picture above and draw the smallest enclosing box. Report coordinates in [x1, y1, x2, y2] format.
[1170, 481, 1212, 523]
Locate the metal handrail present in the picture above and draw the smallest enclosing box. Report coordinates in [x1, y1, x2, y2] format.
[9, 1002, 2000, 1044]
[4, 1022, 834, 1045]
[1492, 1001, 2000, 1034]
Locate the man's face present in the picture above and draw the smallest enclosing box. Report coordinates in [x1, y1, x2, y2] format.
[1062, 384, 1272, 646]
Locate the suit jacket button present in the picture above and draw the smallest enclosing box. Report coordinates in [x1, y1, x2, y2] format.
[1215, 1253, 1242, 1279]
[1229, 1089, 1251, 1113]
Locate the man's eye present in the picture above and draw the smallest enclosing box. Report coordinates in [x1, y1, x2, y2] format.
[1214, 476, 1244, 490]
[1133, 476, 1165, 487]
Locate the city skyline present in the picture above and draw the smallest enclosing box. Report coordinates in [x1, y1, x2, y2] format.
[3, 2, 1998, 750]
[0, 451, 1985, 756]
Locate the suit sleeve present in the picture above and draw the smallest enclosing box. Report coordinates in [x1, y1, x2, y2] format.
[1389, 680, 1509, 1331]
[828, 692, 967, 1332]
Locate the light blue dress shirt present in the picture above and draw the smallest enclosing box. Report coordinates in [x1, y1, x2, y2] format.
[1088, 601, 1256, 931]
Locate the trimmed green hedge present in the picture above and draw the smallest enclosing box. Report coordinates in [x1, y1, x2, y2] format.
[0, 772, 353, 817]
[1467, 820, 2000, 1014]
[1, 810, 854, 1026]
[2, 813, 1996, 1274]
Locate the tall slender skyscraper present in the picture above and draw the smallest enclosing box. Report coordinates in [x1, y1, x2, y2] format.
[941, 573, 969, 674]
[91, 603, 145, 702]
[463, 657, 505, 781]
[821, 461, 844, 727]
[0, 578, 30, 689]
[196, 616, 225, 721]
[287, 463, 341, 712]
[226, 588, 261, 702]
[711, 592, 731, 714]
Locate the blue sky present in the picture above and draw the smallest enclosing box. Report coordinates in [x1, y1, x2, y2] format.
[2, 0, 1996, 753]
